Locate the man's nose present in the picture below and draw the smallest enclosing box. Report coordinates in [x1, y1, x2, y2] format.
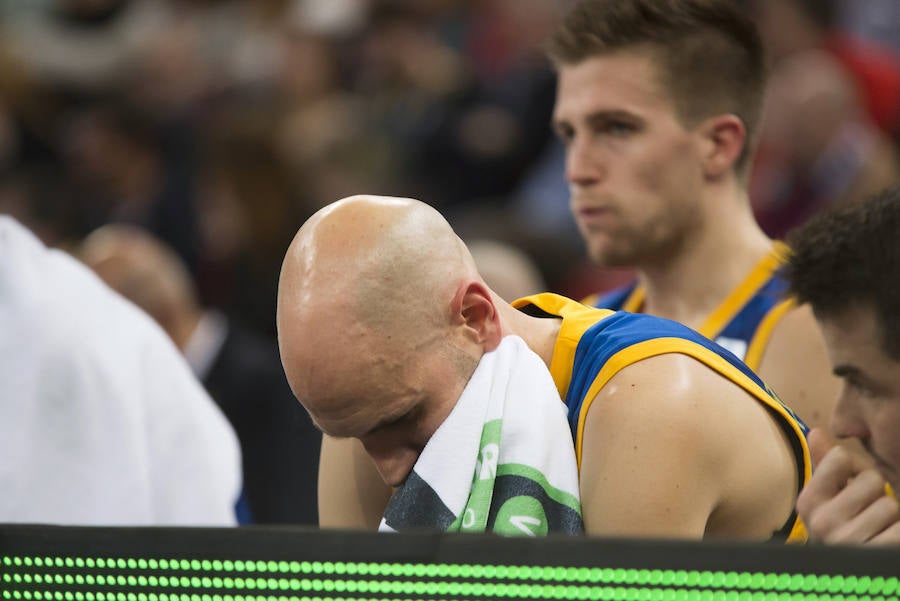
[830, 393, 869, 442]
[565, 137, 604, 187]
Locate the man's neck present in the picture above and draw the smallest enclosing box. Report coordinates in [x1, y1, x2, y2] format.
[637, 189, 773, 330]
[500, 299, 562, 370]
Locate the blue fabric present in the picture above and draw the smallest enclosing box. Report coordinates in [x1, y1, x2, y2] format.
[593, 282, 637, 311]
[717, 276, 789, 342]
[563, 311, 792, 441]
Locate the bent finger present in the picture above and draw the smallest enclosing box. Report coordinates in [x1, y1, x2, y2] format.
[826, 494, 900, 545]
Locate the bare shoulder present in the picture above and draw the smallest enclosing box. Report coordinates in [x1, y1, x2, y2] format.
[585, 353, 783, 461]
[579, 353, 797, 539]
[318, 435, 393, 530]
[756, 302, 839, 430]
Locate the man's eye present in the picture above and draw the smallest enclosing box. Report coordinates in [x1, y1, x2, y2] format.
[386, 409, 416, 430]
[554, 126, 574, 144]
[846, 377, 877, 398]
[602, 121, 634, 135]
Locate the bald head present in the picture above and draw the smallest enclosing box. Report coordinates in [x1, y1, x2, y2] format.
[278, 195, 478, 334]
[276, 195, 493, 441]
[79, 224, 199, 346]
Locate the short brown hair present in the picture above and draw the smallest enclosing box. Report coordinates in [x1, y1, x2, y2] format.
[547, 0, 767, 173]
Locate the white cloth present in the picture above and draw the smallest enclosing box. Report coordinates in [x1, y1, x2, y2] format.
[0, 216, 241, 525]
[380, 335, 583, 536]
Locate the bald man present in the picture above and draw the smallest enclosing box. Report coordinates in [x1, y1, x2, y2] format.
[80, 225, 321, 525]
[277, 195, 811, 540]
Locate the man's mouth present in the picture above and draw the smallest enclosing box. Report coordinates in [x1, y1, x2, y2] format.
[575, 205, 616, 226]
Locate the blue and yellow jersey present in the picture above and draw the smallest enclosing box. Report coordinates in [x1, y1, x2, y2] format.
[511, 292, 811, 542]
[585, 243, 793, 371]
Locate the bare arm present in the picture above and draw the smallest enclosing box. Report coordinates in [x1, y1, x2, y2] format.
[756, 304, 840, 431]
[318, 435, 393, 530]
[579, 353, 797, 540]
[797, 428, 900, 544]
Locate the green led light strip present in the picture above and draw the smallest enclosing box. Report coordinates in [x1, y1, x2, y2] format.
[3, 570, 898, 594]
[3, 555, 897, 601]
[2, 591, 899, 601]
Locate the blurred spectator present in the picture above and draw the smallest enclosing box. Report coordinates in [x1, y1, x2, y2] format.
[287, 0, 366, 39]
[399, 0, 562, 215]
[123, 12, 214, 119]
[747, 0, 900, 240]
[0, 40, 63, 173]
[0, 166, 72, 247]
[193, 106, 311, 337]
[1, 0, 171, 100]
[748, 0, 900, 136]
[835, 0, 900, 58]
[0, 0, 583, 311]
[61, 100, 201, 270]
[750, 49, 900, 239]
[0, 215, 241, 525]
[272, 24, 395, 205]
[80, 224, 321, 525]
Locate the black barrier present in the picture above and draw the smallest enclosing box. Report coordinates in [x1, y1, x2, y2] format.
[1, 524, 899, 600]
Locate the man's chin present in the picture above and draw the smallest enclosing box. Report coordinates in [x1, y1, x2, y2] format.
[590, 247, 636, 269]
[381, 472, 411, 489]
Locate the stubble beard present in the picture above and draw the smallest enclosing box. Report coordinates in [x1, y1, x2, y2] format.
[584, 225, 650, 269]
[583, 214, 692, 270]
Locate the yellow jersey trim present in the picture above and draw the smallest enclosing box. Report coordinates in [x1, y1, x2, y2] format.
[697, 242, 790, 339]
[571, 337, 811, 489]
[512, 294, 616, 403]
[743, 297, 796, 371]
[611, 242, 790, 340]
[620, 286, 644, 313]
[512, 293, 811, 543]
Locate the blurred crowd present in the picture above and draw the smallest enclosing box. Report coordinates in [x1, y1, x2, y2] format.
[1, 0, 898, 338]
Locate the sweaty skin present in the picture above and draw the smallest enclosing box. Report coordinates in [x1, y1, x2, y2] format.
[553, 50, 839, 431]
[278, 195, 807, 541]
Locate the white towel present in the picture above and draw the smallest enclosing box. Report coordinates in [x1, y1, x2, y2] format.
[0, 216, 241, 525]
[380, 335, 583, 535]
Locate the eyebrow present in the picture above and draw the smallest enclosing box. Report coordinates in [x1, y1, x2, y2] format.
[833, 364, 863, 379]
[364, 406, 416, 438]
[589, 109, 639, 121]
[554, 108, 639, 126]
[550, 109, 643, 130]
[831, 364, 884, 393]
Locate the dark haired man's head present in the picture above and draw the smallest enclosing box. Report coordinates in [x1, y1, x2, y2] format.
[786, 186, 900, 360]
[786, 187, 900, 487]
[547, 0, 767, 173]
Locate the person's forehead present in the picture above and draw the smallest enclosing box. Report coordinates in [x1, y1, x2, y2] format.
[817, 305, 887, 365]
[819, 305, 878, 341]
[305, 323, 411, 387]
[304, 352, 420, 436]
[555, 51, 669, 109]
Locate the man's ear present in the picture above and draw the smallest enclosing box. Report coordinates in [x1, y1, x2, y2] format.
[699, 114, 746, 179]
[450, 281, 503, 352]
